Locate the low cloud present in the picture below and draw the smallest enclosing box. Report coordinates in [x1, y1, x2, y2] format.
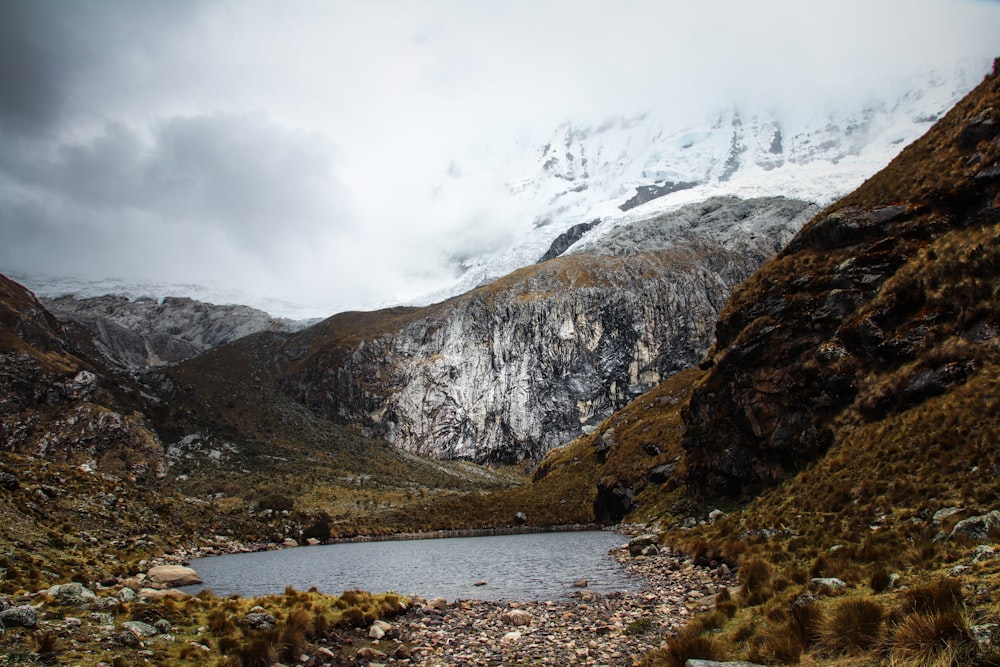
[1, 0, 998, 314]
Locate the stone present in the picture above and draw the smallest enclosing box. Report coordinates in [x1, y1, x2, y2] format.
[244, 611, 277, 631]
[122, 620, 158, 637]
[112, 629, 140, 647]
[0, 472, 19, 492]
[950, 510, 1000, 542]
[306, 538, 321, 546]
[973, 545, 1000, 563]
[368, 624, 385, 639]
[282, 538, 299, 547]
[502, 609, 532, 626]
[117, 587, 137, 603]
[355, 647, 387, 661]
[628, 534, 659, 557]
[685, 661, 766, 667]
[146, 565, 202, 587]
[572, 579, 588, 588]
[48, 582, 97, 606]
[810, 577, 847, 591]
[708, 509, 725, 523]
[932, 507, 963, 524]
[138, 588, 189, 600]
[957, 107, 998, 149]
[503, 630, 522, 642]
[425, 597, 448, 610]
[0, 605, 37, 628]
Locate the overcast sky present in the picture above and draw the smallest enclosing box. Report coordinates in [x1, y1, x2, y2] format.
[1, 0, 999, 316]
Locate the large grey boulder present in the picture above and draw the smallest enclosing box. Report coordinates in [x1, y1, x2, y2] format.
[0, 605, 38, 628]
[950, 510, 1000, 542]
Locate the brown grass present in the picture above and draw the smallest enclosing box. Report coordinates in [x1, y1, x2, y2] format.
[888, 610, 977, 667]
[646, 632, 726, 667]
[820, 597, 884, 655]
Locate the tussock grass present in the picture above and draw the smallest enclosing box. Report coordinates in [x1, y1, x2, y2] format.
[820, 597, 884, 655]
[646, 632, 726, 667]
[888, 609, 977, 667]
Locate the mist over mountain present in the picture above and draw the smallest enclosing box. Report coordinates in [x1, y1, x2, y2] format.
[13, 62, 987, 320]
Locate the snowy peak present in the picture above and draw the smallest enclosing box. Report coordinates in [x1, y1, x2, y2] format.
[427, 63, 984, 304]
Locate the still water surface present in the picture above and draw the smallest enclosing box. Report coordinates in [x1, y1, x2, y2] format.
[181, 530, 641, 601]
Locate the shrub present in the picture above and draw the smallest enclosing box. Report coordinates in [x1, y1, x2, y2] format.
[889, 610, 977, 667]
[208, 608, 236, 636]
[739, 557, 773, 605]
[820, 597, 884, 655]
[902, 578, 964, 615]
[646, 633, 725, 667]
[236, 638, 278, 667]
[869, 567, 892, 593]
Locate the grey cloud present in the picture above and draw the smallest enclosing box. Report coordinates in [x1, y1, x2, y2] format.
[0, 112, 351, 281]
[0, 1, 81, 133]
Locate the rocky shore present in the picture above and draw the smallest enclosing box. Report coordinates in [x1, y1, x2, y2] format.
[386, 540, 736, 666]
[0, 532, 735, 665]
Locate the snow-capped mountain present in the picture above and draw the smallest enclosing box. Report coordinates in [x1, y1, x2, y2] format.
[425, 63, 983, 302]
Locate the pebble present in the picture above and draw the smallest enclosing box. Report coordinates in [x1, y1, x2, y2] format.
[380, 543, 735, 665]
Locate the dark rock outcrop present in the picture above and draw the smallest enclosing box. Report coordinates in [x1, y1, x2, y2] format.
[682, 69, 1000, 497]
[537, 219, 601, 263]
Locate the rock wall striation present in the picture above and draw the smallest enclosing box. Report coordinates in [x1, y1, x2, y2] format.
[283, 197, 817, 462]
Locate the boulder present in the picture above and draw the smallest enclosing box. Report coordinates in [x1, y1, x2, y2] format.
[950, 510, 1000, 542]
[122, 620, 158, 637]
[424, 597, 448, 611]
[0, 605, 37, 628]
[810, 577, 847, 592]
[932, 506, 963, 524]
[138, 588, 189, 600]
[628, 534, 659, 557]
[502, 609, 532, 626]
[685, 661, 766, 667]
[356, 647, 387, 661]
[146, 565, 202, 587]
[47, 582, 97, 607]
[0, 472, 19, 492]
[244, 611, 277, 631]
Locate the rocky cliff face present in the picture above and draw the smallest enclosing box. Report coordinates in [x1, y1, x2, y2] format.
[282, 197, 817, 463]
[43, 295, 297, 369]
[0, 275, 166, 481]
[682, 68, 1000, 497]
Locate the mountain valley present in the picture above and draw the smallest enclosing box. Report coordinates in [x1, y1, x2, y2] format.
[1, 62, 1000, 666]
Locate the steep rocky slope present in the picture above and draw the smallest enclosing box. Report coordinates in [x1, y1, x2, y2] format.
[0, 275, 167, 480]
[43, 294, 299, 369]
[279, 197, 817, 463]
[682, 66, 1000, 497]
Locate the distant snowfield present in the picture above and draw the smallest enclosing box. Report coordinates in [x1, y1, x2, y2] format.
[16, 63, 985, 321]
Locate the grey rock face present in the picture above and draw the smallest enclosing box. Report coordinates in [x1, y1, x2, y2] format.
[43, 295, 297, 369]
[287, 197, 817, 463]
[0, 605, 37, 628]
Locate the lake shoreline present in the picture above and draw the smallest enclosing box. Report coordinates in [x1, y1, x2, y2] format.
[152, 522, 637, 570]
